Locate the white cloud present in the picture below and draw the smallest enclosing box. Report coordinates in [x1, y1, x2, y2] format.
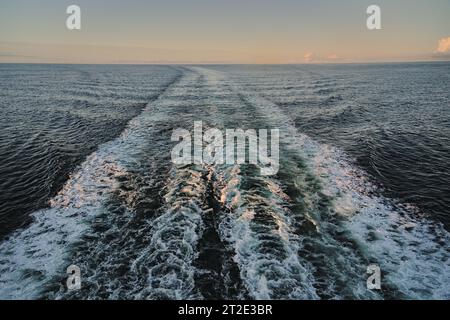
[437, 37, 450, 53]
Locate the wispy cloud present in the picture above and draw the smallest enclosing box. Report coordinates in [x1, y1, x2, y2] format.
[0, 51, 38, 58]
[303, 52, 343, 63]
[327, 53, 340, 60]
[303, 52, 316, 62]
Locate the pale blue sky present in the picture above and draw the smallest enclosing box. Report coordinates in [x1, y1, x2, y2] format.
[1, 0, 449, 63]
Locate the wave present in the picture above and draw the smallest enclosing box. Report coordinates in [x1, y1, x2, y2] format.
[226, 75, 450, 299]
[0, 70, 184, 299]
[0, 66, 448, 300]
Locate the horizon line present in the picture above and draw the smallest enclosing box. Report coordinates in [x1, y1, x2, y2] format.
[1, 59, 450, 66]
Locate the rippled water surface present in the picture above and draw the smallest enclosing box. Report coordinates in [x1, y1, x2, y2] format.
[0, 63, 449, 299]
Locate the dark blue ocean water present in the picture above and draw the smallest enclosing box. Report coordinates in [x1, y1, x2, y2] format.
[0, 63, 448, 299]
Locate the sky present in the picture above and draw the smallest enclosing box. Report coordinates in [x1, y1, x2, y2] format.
[1, 0, 450, 64]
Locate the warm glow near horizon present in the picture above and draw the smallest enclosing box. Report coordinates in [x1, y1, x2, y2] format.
[1, 0, 450, 64]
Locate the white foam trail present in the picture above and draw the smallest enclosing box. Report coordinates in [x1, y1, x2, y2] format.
[314, 145, 450, 299]
[221, 75, 450, 299]
[215, 165, 319, 299]
[192, 67, 319, 299]
[129, 165, 207, 299]
[0, 72, 185, 299]
[0, 143, 128, 299]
